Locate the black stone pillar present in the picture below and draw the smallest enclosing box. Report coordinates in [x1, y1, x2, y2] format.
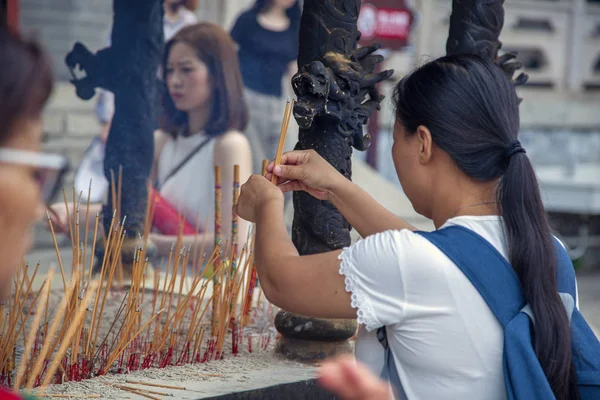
[65, 0, 163, 266]
[446, 0, 527, 88]
[0, 0, 7, 28]
[274, 0, 392, 362]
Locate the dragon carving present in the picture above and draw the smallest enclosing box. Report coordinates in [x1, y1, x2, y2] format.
[291, 0, 393, 255]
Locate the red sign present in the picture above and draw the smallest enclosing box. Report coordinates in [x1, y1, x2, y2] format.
[358, 0, 415, 50]
[6, 0, 20, 33]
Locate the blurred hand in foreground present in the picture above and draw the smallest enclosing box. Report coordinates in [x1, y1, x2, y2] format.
[317, 356, 391, 400]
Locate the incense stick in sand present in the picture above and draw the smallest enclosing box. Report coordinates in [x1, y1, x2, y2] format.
[231, 165, 240, 274]
[13, 270, 53, 389]
[212, 165, 222, 336]
[271, 99, 294, 184]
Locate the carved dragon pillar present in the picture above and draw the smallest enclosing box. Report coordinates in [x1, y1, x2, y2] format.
[274, 0, 393, 362]
[446, 0, 527, 90]
[276, 0, 528, 363]
[65, 0, 162, 268]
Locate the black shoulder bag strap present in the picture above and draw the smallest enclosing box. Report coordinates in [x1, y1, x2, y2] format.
[155, 136, 211, 191]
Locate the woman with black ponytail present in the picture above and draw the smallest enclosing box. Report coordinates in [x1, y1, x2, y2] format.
[234, 54, 592, 399]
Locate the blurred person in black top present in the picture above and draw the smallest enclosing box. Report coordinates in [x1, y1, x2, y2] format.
[231, 0, 300, 174]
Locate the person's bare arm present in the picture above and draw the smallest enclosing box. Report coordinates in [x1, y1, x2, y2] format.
[329, 178, 416, 238]
[150, 130, 169, 185]
[288, 61, 298, 78]
[282, 62, 298, 99]
[47, 202, 103, 236]
[236, 176, 355, 319]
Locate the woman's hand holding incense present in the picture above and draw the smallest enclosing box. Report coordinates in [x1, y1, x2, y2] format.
[235, 174, 356, 321]
[236, 175, 284, 223]
[266, 149, 347, 201]
[269, 149, 416, 238]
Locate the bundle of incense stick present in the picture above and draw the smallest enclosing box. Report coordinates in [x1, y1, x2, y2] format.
[271, 100, 295, 184]
[212, 165, 222, 337]
[241, 227, 258, 327]
[231, 165, 240, 274]
[0, 101, 298, 393]
[1, 182, 273, 394]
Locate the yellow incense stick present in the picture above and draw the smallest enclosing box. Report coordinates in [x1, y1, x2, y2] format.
[271, 100, 294, 184]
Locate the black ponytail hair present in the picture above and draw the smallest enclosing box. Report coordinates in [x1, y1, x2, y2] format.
[393, 54, 579, 400]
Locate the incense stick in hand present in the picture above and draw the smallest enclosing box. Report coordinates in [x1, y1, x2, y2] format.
[271, 100, 294, 184]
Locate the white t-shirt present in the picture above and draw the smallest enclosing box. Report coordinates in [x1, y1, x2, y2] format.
[339, 215, 577, 400]
[164, 8, 198, 42]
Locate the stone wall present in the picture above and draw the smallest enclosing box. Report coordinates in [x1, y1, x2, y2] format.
[42, 83, 100, 188]
[521, 130, 600, 166]
[34, 83, 99, 249]
[19, 0, 112, 81]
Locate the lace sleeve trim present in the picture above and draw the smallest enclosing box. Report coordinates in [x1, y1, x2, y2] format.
[338, 247, 380, 332]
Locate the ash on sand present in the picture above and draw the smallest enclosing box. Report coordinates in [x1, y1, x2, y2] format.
[21, 286, 294, 398]
[36, 344, 316, 400]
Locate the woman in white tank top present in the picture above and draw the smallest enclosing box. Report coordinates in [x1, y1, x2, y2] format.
[235, 54, 580, 399]
[151, 23, 252, 257]
[49, 23, 252, 263]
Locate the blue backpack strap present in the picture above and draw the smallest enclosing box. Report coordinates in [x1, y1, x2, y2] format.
[555, 239, 600, 396]
[553, 237, 577, 299]
[552, 239, 600, 397]
[419, 226, 600, 399]
[375, 225, 530, 396]
[376, 225, 600, 399]
[416, 226, 526, 326]
[417, 226, 578, 316]
[415, 226, 556, 399]
[376, 327, 407, 399]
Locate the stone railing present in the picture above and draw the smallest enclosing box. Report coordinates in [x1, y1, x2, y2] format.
[579, 3, 600, 91]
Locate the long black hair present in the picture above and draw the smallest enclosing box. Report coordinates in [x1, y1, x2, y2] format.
[393, 54, 578, 400]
